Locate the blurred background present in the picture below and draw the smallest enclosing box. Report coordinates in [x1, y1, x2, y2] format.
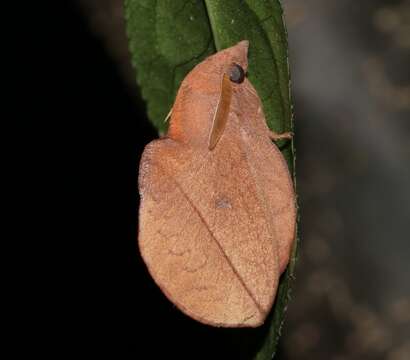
[33, 0, 409, 359]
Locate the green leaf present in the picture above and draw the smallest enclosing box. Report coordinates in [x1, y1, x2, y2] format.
[125, 1, 298, 358]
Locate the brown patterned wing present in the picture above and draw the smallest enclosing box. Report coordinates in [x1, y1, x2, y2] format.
[138, 133, 282, 327]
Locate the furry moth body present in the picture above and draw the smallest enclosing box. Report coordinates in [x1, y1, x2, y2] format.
[138, 41, 296, 327]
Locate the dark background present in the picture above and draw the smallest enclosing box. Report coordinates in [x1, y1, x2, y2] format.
[28, 0, 409, 359]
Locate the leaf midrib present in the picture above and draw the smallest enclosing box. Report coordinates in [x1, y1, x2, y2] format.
[204, 0, 220, 51]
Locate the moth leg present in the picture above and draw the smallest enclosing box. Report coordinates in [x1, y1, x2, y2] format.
[256, 106, 293, 142]
[268, 130, 293, 142]
[164, 107, 173, 123]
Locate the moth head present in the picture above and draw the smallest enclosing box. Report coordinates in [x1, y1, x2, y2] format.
[218, 40, 249, 83]
[180, 40, 249, 92]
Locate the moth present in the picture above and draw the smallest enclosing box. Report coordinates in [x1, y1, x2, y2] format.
[138, 41, 296, 327]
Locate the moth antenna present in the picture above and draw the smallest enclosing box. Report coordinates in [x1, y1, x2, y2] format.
[164, 107, 173, 123]
[208, 74, 232, 150]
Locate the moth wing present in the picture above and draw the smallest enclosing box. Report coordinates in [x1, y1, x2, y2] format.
[240, 129, 296, 273]
[235, 80, 296, 273]
[138, 138, 267, 327]
[139, 119, 295, 327]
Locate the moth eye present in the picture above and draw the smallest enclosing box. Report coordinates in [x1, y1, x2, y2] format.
[228, 63, 245, 84]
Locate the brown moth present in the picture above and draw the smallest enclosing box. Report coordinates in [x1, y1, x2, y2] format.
[138, 41, 296, 328]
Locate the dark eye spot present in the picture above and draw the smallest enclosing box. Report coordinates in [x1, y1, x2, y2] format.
[228, 63, 245, 84]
